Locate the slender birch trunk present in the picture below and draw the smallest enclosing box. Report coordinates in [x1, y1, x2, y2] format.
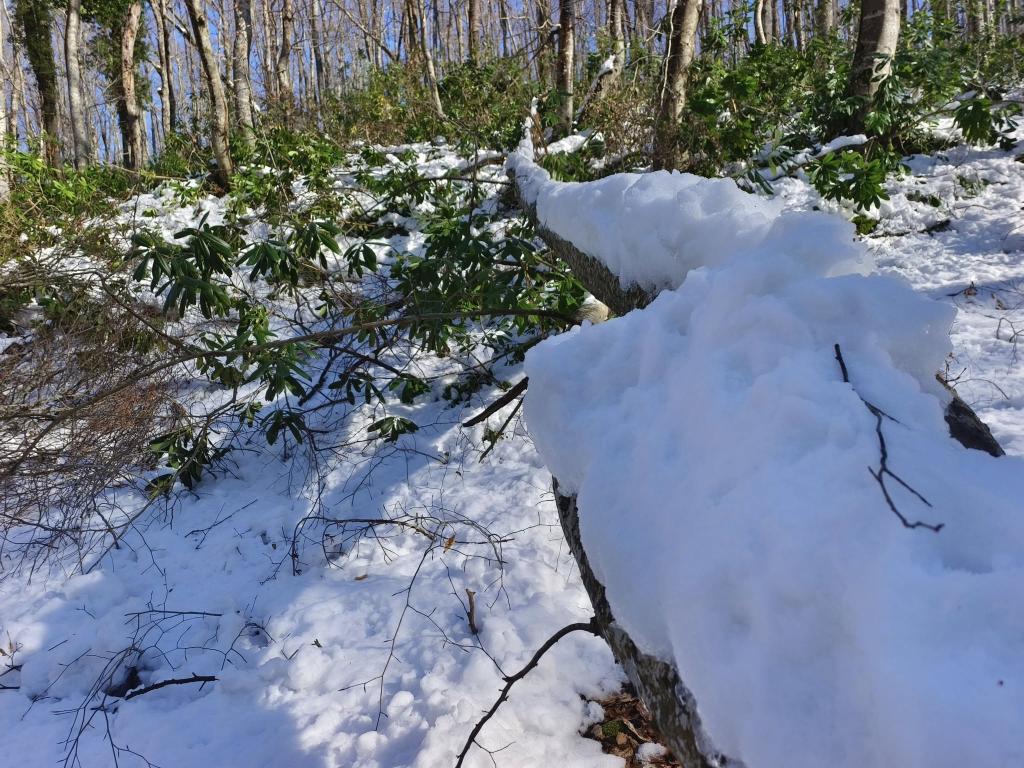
[651, 0, 701, 169]
[609, 0, 625, 77]
[310, 0, 329, 99]
[468, 0, 480, 59]
[117, 0, 144, 170]
[0, 8, 9, 200]
[848, 0, 901, 129]
[556, 0, 575, 134]
[233, 0, 256, 148]
[184, 0, 234, 189]
[152, 0, 177, 138]
[277, 0, 295, 122]
[65, 0, 92, 167]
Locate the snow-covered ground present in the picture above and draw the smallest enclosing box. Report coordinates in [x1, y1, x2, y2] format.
[3, 131, 1024, 768]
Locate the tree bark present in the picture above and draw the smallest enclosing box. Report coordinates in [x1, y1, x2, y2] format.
[556, 0, 575, 135]
[184, 0, 234, 189]
[277, 0, 295, 122]
[754, 0, 767, 43]
[14, 0, 61, 166]
[608, 0, 626, 78]
[535, 0, 556, 86]
[793, 0, 805, 49]
[468, 0, 480, 60]
[310, 0, 330, 100]
[407, 0, 445, 117]
[651, 0, 701, 170]
[116, 0, 145, 171]
[152, 0, 177, 139]
[65, 0, 92, 168]
[847, 0, 901, 131]
[233, 0, 256, 148]
[815, 0, 834, 36]
[0, 7, 9, 200]
[552, 486, 735, 768]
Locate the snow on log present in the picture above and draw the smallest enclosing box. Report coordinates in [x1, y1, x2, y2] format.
[508, 127, 1021, 768]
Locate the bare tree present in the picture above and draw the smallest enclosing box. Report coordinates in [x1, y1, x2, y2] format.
[277, 0, 295, 121]
[14, 0, 61, 166]
[405, 0, 445, 117]
[556, 0, 575, 134]
[116, 1, 145, 170]
[651, 0, 701, 169]
[184, 0, 234, 188]
[608, 0, 625, 78]
[65, 0, 93, 168]
[468, 0, 481, 59]
[233, 0, 256, 148]
[152, 0, 177, 140]
[0, 6, 9, 200]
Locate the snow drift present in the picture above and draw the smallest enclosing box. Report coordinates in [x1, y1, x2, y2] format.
[516, 144, 1024, 767]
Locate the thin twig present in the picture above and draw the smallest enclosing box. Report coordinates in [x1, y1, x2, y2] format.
[463, 378, 529, 427]
[454, 618, 599, 768]
[834, 344, 944, 532]
[123, 673, 217, 700]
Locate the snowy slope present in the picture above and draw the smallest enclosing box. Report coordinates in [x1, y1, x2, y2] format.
[3, 133, 1024, 768]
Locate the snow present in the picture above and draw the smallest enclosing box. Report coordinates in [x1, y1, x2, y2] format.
[5, 124, 1024, 768]
[522, 133, 1024, 767]
[0, 142, 622, 768]
[508, 132, 868, 293]
[816, 134, 869, 156]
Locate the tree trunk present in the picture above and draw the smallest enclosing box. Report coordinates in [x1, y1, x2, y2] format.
[556, 0, 575, 135]
[260, 0, 277, 102]
[651, 0, 701, 170]
[14, 0, 61, 166]
[848, 0, 901, 130]
[468, 0, 480, 59]
[233, 0, 256, 148]
[754, 0, 767, 43]
[184, 0, 234, 189]
[0, 7, 9, 201]
[117, 0, 145, 171]
[793, 0, 805, 49]
[310, 0, 329, 100]
[408, 0, 445, 117]
[277, 0, 295, 122]
[536, 0, 556, 86]
[65, 0, 92, 168]
[815, 0, 834, 36]
[608, 0, 626, 78]
[152, 0, 177, 139]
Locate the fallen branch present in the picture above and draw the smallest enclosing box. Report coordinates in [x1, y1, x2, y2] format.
[454, 618, 599, 768]
[123, 673, 218, 700]
[465, 589, 479, 635]
[463, 378, 529, 427]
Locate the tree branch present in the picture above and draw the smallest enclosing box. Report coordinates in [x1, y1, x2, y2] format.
[454, 618, 599, 768]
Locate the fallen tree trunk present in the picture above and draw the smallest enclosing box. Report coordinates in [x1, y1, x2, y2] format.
[553, 481, 738, 767]
[508, 141, 1004, 767]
